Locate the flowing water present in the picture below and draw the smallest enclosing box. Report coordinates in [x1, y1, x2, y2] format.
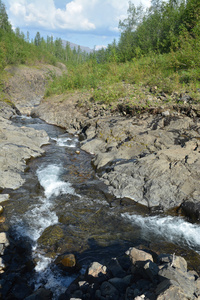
[2, 115, 200, 298]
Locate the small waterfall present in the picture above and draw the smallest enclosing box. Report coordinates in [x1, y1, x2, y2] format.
[52, 134, 78, 148]
[37, 164, 76, 199]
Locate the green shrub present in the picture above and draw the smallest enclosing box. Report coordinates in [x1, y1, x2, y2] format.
[92, 84, 126, 104]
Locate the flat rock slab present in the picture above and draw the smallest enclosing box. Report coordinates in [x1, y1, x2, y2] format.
[0, 116, 49, 190]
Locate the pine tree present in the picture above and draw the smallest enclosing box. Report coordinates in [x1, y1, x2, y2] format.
[34, 32, 41, 47]
[0, 0, 11, 32]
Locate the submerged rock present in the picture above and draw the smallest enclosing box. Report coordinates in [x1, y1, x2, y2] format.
[55, 253, 81, 273]
[38, 225, 64, 247]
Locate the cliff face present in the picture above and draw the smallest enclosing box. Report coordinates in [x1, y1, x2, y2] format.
[3, 63, 66, 115]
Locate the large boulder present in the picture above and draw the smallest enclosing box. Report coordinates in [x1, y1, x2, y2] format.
[158, 264, 196, 299]
[126, 247, 153, 264]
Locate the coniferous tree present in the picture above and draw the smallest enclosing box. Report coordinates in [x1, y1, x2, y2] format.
[0, 0, 11, 32]
[116, 0, 199, 61]
[34, 32, 41, 47]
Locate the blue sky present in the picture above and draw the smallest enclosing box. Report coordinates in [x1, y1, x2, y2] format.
[4, 0, 151, 50]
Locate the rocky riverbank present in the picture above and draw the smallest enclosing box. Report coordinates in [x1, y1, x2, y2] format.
[0, 104, 49, 191]
[0, 63, 66, 192]
[2, 231, 200, 300]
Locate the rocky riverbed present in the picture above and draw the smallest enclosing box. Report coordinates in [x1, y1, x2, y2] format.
[1, 63, 200, 299]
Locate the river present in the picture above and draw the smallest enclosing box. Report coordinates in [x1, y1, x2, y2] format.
[3, 115, 200, 298]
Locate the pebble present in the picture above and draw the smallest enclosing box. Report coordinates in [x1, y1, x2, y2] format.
[0, 232, 9, 246]
[162, 110, 170, 117]
[0, 216, 6, 223]
[0, 194, 9, 203]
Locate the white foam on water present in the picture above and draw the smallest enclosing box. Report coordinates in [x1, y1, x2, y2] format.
[34, 253, 52, 272]
[37, 164, 76, 199]
[122, 213, 200, 252]
[10, 196, 58, 242]
[33, 164, 80, 286]
[52, 136, 77, 148]
[26, 199, 58, 241]
[20, 115, 32, 119]
[11, 163, 79, 297]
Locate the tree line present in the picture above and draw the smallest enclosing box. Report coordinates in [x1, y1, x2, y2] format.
[0, 0, 92, 70]
[96, 0, 200, 64]
[0, 0, 199, 70]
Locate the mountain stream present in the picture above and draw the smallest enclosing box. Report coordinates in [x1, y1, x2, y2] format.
[2, 115, 200, 298]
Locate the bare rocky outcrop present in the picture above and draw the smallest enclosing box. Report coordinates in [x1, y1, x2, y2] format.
[2, 63, 200, 213]
[4, 63, 66, 115]
[79, 113, 200, 212]
[31, 92, 88, 130]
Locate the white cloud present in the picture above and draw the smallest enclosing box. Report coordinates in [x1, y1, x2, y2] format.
[95, 45, 107, 50]
[4, 0, 152, 48]
[7, 0, 96, 31]
[6, 0, 151, 33]
[109, 26, 120, 33]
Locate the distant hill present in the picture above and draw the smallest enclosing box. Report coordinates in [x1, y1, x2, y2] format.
[62, 40, 94, 53]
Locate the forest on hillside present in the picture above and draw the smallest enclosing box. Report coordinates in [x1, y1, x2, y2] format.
[0, 0, 200, 102]
[0, 0, 90, 69]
